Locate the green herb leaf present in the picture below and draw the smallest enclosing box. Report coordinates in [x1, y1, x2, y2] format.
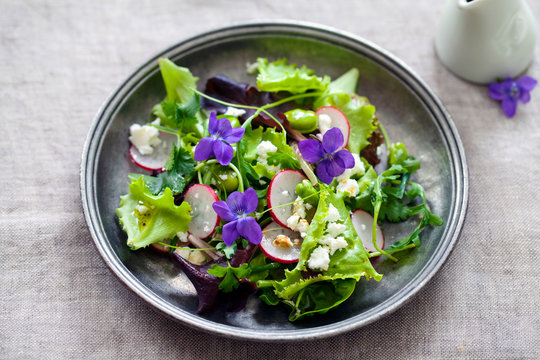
[216, 242, 237, 260]
[140, 145, 196, 195]
[266, 152, 300, 170]
[207, 263, 252, 293]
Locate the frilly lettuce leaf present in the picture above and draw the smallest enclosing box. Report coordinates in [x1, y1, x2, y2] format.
[242, 126, 300, 179]
[262, 186, 381, 321]
[315, 69, 377, 154]
[254, 58, 330, 94]
[116, 177, 192, 250]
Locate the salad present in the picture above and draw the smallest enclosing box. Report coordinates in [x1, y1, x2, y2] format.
[116, 57, 442, 321]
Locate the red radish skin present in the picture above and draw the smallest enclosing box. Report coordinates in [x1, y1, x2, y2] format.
[351, 209, 385, 253]
[184, 184, 220, 239]
[267, 169, 307, 229]
[315, 106, 351, 147]
[129, 132, 177, 172]
[259, 222, 302, 263]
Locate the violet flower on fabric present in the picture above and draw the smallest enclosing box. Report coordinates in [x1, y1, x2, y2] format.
[488, 76, 537, 118]
[298, 127, 354, 184]
[212, 188, 262, 246]
[194, 111, 245, 165]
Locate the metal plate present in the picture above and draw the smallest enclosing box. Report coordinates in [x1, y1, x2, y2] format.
[80, 21, 468, 341]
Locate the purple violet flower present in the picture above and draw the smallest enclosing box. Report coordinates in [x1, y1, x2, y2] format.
[194, 111, 245, 165]
[488, 76, 537, 118]
[298, 127, 354, 184]
[212, 188, 262, 246]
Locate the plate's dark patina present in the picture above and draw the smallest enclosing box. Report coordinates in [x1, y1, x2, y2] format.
[80, 21, 468, 341]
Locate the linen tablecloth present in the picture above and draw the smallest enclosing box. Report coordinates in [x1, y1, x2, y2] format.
[1, 1, 539, 358]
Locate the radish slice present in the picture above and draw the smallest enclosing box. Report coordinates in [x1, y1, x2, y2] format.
[267, 169, 307, 229]
[351, 209, 385, 253]
[315, 106, 351, 147]
[184, 184, 220, 239]
[129, 132, 177, 172]
[259, 222, 302, 263]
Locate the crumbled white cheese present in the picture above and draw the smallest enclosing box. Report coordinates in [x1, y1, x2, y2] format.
[297, 219, 309, 238]
[256, 141, 280, 172]
[293, 197, 306, 219]
[318, 113, 332, 134]
[219, 174, 229, 181]
[305, 203, 313, 210]
[135, 204, 148, 214]
[337, 154, 365, 181]
[224, 107, 246, 117]
[351, 154, 365, 176]
[327, 222, 347, 238]
[256, 141, 278, 159]
[286, 214, 300, 231]
[336, 178, 360, 197]
[286, 210, 310, 237]
[327, 204, 341, 222]
[176, 231, 189, 243]
[308, 246, 331, 271]
[320, 235, 348, 255]
[129, 123, 161, 155]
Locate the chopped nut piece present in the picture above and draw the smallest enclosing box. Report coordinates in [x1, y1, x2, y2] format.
[273, 234, 293, 248]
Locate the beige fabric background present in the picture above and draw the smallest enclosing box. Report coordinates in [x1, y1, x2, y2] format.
[1, 0, 540, 359]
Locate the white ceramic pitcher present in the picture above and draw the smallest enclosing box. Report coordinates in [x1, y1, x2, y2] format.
[435, 0, 537, 84]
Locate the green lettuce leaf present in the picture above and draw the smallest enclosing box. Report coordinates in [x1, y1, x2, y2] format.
[242, 126, 299, 179]
[315, 68, 359, 103]
[116, 176, 192, 250]
[158, 58, 199, 104]
[315, 69, 377, 154]
[262, 186, 381, 321]
[255, 58, 330, 94]
[281, 279, 356, 321]
[152, 59, 205, 138]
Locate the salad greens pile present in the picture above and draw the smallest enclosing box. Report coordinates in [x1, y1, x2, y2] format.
[116, 57, 442, 321]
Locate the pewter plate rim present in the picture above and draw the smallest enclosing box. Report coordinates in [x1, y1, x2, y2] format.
[80, 20, 468, 341]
